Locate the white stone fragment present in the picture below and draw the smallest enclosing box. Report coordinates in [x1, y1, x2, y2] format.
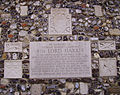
[20, 6, 28, 16]
[33, 1, 40, 6]
[76, 9, 82, 13]
[15, 92, 20, 95]
[19, 30, 28, 36]
[80, 82, 89, 94]
[46, 4, 51, 9]
[90, 37, 98, 40]
[12, 53, 18, 60]
[31, 14, 37, 19]
[10, 24, 17, 29]
[94, 5, 103, 16]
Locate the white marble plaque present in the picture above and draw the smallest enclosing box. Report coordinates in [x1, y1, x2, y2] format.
[4, 42, 22, 52]
[30, 84, 42, 95]
[30, 41, 92, 78]
[98, 41, 116, 50]
[20, 6, 28, 16]
[80, 82, 88, 94]
[94, 5, 103, 16]
[49, 8, 72, 34]
[99, 58, 117, 76]
[4, 60, 22, 78]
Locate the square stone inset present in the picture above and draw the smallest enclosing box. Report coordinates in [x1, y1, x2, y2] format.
[4, 60, 22, 78]
[49, 8, 72, 35]
[99, 58, 117, 76]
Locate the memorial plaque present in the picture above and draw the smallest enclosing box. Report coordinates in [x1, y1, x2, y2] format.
[4, 60, 22, 78]
[30, 41, 92, 78]
[4, 42, 22, 52]
[99, 58, 117, 76]
[98, 41, 116, 50]
[49, 8, 72, 34]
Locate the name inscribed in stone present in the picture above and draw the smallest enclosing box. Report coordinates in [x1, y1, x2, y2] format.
[30, 41, 92, 78]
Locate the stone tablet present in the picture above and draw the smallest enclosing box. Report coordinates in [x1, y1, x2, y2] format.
[99, 58, 117, 76]
[30, 84, 42, 95]
[98, 41, 116, 50]
[30, 41, 92, 78]
[94, 5, 103, 16]
[4, 60, 22, 78]
[4, 42, 22, 52]
[0, 78, 9, 85]
[80, 82, 88, 94]
[49, 8, 72, 35]
[20, 6, 28, 16]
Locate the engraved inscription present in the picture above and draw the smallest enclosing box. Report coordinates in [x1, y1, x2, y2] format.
[30, 41, 92, 78]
